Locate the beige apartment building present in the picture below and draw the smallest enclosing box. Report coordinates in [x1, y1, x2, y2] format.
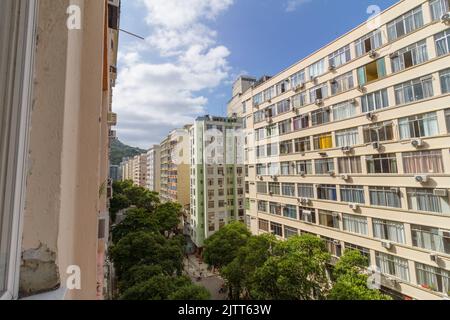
[229, 0, 450, 300]
[0, 0, 120, 300]
[146, 145, 161, 192]
[160, 126, 191, 210]
[132, 154, 147, 188]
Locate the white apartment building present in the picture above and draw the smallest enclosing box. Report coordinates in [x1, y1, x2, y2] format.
[189, 116, 246, 249]
[228, 0, 450, 300]
[146, 145, 161, 192]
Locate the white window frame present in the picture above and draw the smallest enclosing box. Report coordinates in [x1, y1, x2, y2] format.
[0, 0, 37, 300]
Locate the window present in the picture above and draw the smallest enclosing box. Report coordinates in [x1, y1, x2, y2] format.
[313, 133, 333, 150]
[256, 163, 267, 175]
[391, 40, 428, 73]
[398, 112, 439, 139]
[275, 80, 290, 96]
[323, 237, 342, 257]
[338, 156, 362, 174]
[266, 143, 279, 157]
[277, 99, 291, 114]
[291, 70, 306, 88]
[259, 219, 269, 231]
[309, 83, 328, 102]
[299, 207, 316, 223]
[394, 76, 434, 105]
[280, 161, 294, 176]
[373, 219, 406, 244]
[355, 29, 383, 57]
[284, 226, 299, 239]
[407, 188, 450, 214]
[430, 0, 450, 21]
[283, 204, 297, 219]
[298, 184, 314, 198]
[315, 158, 335, 175]
[254, 109, 265, 123]
[253, 92, 263, 106]
[416, 263, 450, 294]
[311, 108, 331, 126]
[375, 252, 410, 281]
[403, 150, 444, 174]
[264, 104, 277, 118]
[309, 59, 326, 79]
[280, 140, 293, 155]
[258, 200, 268, 212]
[255, 128, 266, 141]
[446, 109, 450, 133]
[269, 202, 282, 216]
[341, 185, 365, 204]
[263, 87, 274, 102]
[435, 29, 450, 56]
[270, 222, 283, 237]
[367, 153, 398, 174]
[293, 114, 309, 131]
[357, 59, 386, 85]
[282, 183, 296, 197]
[257, 182, 268, 194]
[336, 128, 359, 147]
[296, 160, 313, 175]
[256, 145, 266, 159]
[343, 214, 368, 235]
[361, 89, 389, 113]
[294, 137, 311, 153]
[329, 45, 351, 67]
[363, 121, 394, 143]
[441, 68, 450, 94]
[292, 91, 307, 108]
[278, 120, 292, 135]
[332, 101, 356, 121]
[317, 184, 337, 201]
[344, 243, 371, 263]
[319, 210, 340, 229]
[369, 186, 402, 208]
[268, 182, 281, 195]
[331, 72, 354, 95]
[266, 124, 279, 138]
[387, 6, 424, 41]
[267, 163, 280, 175]
[412, 225, 450, 254]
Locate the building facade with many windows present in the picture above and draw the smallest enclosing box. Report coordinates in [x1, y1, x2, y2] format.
[189, 116, 245, 249]
[146, 145, 161, 192]
[228, 0, 450, 300]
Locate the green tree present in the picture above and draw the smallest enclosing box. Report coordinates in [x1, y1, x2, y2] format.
[250, 235, 331, 300]
[112, 180, 133, 195]
[136, 191, 160, 213]
[328, 250, 392, 300]
[203, 221, 251, 269]
[120, 275, 210, 300]
[119, 264, 164, 292]
[109, 231, 184, 278]
[153, 202, 183, 236]
[111, 208, 158, 243]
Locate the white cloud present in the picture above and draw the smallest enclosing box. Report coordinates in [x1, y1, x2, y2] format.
[113, 0, 234, 149]
[285, 0, 312, 12]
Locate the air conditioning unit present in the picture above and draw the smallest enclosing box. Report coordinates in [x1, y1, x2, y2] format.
[267, 99, 272, 104]
[366, 112, 376, 121]
[315, 99, 323, 106]
[342, 146, 353, 153]
[411, 138, 423, 148]
[271, 175, 279, 181]
[294, 83, 305, 92]
[349, 98, 357, 105]
[328, 170, 336, 176]
[349, 203, 359, 210]
[319, 152, 328, 157]
[433, 189, 448, 197]
[372, 142, 381, 150]
[357, 85, 366, 93]
[369, 50, 378, 58]
[315, 184, 322, 189]
[381, 241, 393, 250]
[269, 191, 274, 196]
[328, 65, 336, 71]
[299, 171, 306, 177]
[389, 52, 399, 59]
[441, 12, 450, 24]
[299, 197, 311, 205]
[341, 174, 350, 181]
[311, 76, 318, 83]
[330, 79, 337, 85]
[415, 175, 429, 184]
[430, 253, 439, 263]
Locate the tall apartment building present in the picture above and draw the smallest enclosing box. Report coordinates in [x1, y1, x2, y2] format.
[131, 154, 147, 188]
[189, 116, 246, 249]
[228, 0, 450, 300]
[146, 145, 161, 192]
[159, 126, 191, 210]
[0, 0, 120, 300]
[120, 157, 132, 181]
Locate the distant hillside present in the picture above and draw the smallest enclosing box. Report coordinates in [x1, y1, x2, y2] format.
[110, 139, 146, 166]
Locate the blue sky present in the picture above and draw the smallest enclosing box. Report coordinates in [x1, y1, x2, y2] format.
[114, 0, 397, 149]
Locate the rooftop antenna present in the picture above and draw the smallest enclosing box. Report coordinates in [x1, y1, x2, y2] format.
[119, 28, 145, 40]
